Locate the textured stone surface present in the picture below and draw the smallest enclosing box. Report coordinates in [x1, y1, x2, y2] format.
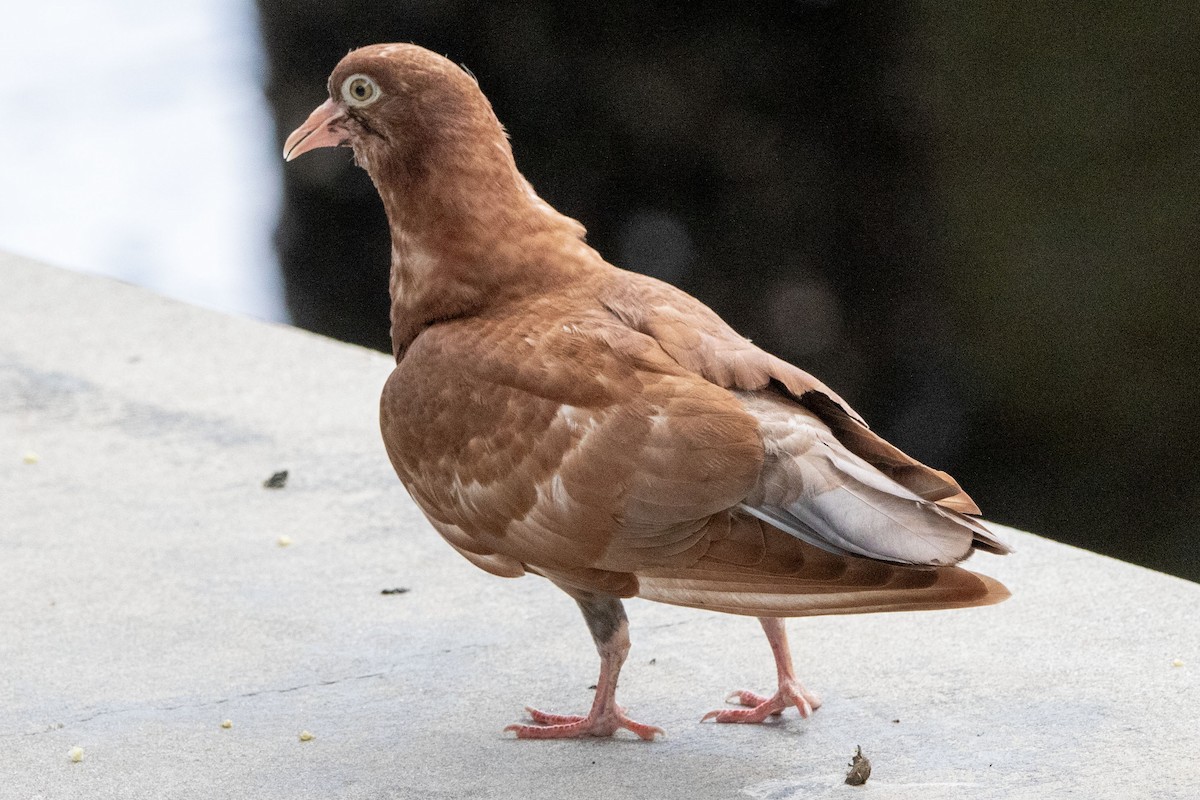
[2, 253, 1196, 799]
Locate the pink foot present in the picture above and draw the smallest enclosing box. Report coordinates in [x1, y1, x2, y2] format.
[701, 680, 822, 724]
[505, 705, 664, 740]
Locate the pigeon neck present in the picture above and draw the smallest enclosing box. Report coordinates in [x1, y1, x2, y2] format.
[375, 151, 587, 361]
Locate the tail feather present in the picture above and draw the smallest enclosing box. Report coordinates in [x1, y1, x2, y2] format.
[636, 560, 1009, 618]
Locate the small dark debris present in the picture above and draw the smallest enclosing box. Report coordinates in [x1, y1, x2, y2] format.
[380, 587, 410, 595]
[845, 745, 871, 786]
[649, 658, 657, 665]
[892, 719, 900, 724]
[263, 470, 289, 489]
[587, 684, 597, 691]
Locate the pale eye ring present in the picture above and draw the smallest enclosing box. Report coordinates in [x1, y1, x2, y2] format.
[341, 74, 381, 107]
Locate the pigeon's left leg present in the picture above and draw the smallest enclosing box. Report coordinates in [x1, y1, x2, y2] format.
[702, 617, 822, 723]
[505, 594, 664, 740]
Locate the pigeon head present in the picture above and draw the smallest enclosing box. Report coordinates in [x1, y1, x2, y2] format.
[283, 44, 505, 180]
[282, 43, 588, 357]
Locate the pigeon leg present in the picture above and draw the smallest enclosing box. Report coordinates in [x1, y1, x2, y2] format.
[702, 617, 822, 723]
[505, 594, 663, 740]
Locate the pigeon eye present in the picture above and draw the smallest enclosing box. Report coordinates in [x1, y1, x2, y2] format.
[341, 74, 381, 107]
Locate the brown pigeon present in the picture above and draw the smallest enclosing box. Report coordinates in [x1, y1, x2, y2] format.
[284, 43, 1010, 740]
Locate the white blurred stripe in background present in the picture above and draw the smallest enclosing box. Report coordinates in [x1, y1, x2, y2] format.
[0, 0, 286, 322]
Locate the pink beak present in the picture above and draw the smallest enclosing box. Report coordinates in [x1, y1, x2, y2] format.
[283, 99, 350, 161]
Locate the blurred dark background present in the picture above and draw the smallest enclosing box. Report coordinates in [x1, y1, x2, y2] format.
[256, 1, 1200, 581]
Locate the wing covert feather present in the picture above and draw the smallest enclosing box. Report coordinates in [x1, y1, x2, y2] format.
[600, 272, 984, 516]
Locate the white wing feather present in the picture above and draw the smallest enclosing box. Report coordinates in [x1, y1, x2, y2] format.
[738, 392, 1000, 566]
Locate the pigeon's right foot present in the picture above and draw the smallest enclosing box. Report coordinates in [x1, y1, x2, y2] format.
[505, 705, 663, 740]
[701, 680, 822, 723]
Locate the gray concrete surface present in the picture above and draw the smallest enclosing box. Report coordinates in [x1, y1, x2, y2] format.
[1, 252, 1197, 799]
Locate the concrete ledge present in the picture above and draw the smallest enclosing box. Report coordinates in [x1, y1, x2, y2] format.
[2, 252, 1197, 799]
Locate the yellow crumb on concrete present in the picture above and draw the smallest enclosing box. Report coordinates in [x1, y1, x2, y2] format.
[299, 730, 314, 742]
[1173, 659, 1185, 667]
[68, 746, 84, 763]
[276, 535, 293, 547]
[221, 719, 233, 729]
[23, 452, 38, 464]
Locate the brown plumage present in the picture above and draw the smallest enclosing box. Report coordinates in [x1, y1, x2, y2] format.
[284, 43, 1010, 740]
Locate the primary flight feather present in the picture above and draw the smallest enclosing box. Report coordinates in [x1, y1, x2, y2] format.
[284, 43, 1010, 740]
